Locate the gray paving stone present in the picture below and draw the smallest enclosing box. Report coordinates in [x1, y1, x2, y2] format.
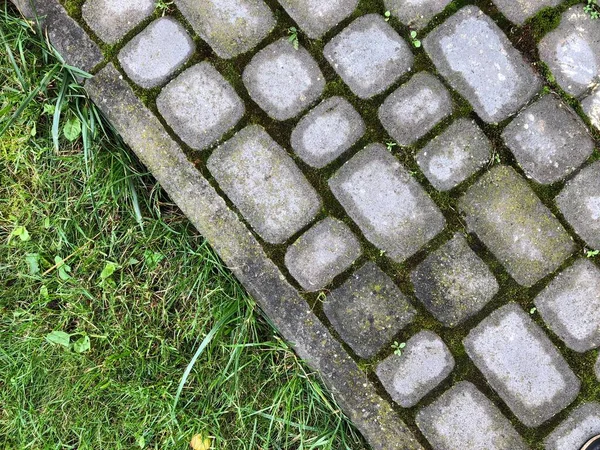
[284, 217, 362, 291]
[384, 0, 452, 29]
[424, 6, 541, 123]
[323, 262, 417, 359]
[535, 259, 600, 353]
[464, 303, 580, 427]
[329, 144, 446, 263]
[174, 0, 275, 59]
[583, 86, 600, 131]
[379, 72, 452, 146]
[277, 0, 359, 39]
[243, 38, 325, 121]
[556, 161, 600, 250]
[376, 331, 454, 408]
[539, 5, 600, 97]
[411, 233, 499, 328]
[118, 17, 194, 89]
[291, 97, 365, 168]
[207, 125, 321, 244]
[156, 62, 244, 151]
[502, 95, 595, 185]
[596, 354, 600, 382]
[459, 166, 575, 287]
[82, 0, 155, 44]
[416, 381, 527, 450]
[545, 403, 600, 450]
[416, 118, 491, 191]
[324, 14, 414, 99]
[491, 0, 561, 25]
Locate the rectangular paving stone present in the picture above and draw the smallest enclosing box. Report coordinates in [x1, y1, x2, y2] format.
[82, 0, 155, 44]
[277, 0, 358, 39]
[376, 331, 454, 408]
[491, 0, 561, 25]
[556, 161, 600, 250]
[379, 72, 452, 146]
[291, 96, 365, 168]
[424, 6, 541, 123]
[284, 217, 361, 291]
[502, 94, 594, 185]
[416, 118, 492, 191]
[329, 144, 446, 263]
[597, 355, 600, 382]
[207, 125, 322, 244]
[459, 165, 575, 287]
[545, 403, 600, 450]
[464, 303, 581, 427]
[174, 0, 275, 59]
[157, 62, 245, 151]
[583, 86, 600, 131]
[384, 0, 452, 30]
[416, 381, 528, 450]
[324, 14, 414, 99]
[323, 262, 417, 359]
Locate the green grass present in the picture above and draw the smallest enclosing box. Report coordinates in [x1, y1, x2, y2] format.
[0, 6, 364, 449]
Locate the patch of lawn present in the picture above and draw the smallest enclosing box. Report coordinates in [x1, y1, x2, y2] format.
[0, 5, 364, 449]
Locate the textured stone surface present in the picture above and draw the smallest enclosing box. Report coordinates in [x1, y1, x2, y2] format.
[379, 72, 452, 146]
[157, 62, 245, 151]
[277, 0, 358, 39]
[324, 14, 414, 99]
[545, 403, 600, 450]
[464, 303, 580, 427]
[557, 161, 600, 250]
[323, 262, 417, 359]
[416, 382, 527, 450]
[82, 0, 155, 44]
[411, 233, 498, 327]
[291, 97, 365, 168]
[284, 217, 362, 291]
[118, 17, 194, 89]
[329, 144, 446, 263]
[174, 0, 275, 59]
[583, 86, 600, 131]
[539, 5, 600, 97]
[384, 0, 452, 29]
[597, 355, 600, 382]
[535, 259, 600, 353]
[491, 0, 561, 25]
[376, 331, 454, 408]
[243, 38, 325, 120]
[424, 6, 541, 123]
[502, 95, 594, 185]
[459, 166, 574, 287]
[416, 118, 491, 191]
[207, 125, 321, 244]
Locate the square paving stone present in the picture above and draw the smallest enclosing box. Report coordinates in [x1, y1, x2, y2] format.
[416, 118, 491, 191]
[82, 0, 155, 44]
[376, 331, 454, 408]
[416, 381, 528, 450]
[424, 6, 541, 123]
[291, 96, 365, 168]
[502, 95, 595, 185]
[323, 262, 417, 359]
[384, 0, 452, 30]
[379, 72, 452, 146]
[459, 165, 575, 287]
[243, 38, 325, 121]
[583, 87, 600, 131]
[411, 233, 499, 328]
[284, 217, 362, 291]
[556, 161, 600, 250]
[118, 17, 194, 89]
[324, 14, 414, 99]
[464, 303, 581, 427]
[491, 0, 561, 25]
[545, 403, 600, 450]
[157, 62, 245, 151]
[329, 144, 446, 263]
[277, 0, 359, 39]
[174, 0, 275, 59]
[535, 259, 600, 353]
[539, 5, 600, 97]
[207, 125, 321, 244]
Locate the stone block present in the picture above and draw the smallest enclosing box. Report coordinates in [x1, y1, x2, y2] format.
[583, 86, 600, 131]
[277, 0, 358, 39]
[491, 0, 561, 25]
[545, 403, 600, 450]
[384, 0, 452, 29]
[82, 0, 155, 44]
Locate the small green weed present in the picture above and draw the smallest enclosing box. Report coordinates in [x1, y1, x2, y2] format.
[287, 26, 299, 50]
[585, 0, 600, 19]
[392, 341, 406, 356]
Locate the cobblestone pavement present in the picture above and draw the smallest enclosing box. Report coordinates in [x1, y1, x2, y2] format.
[12, 0, 600, 448]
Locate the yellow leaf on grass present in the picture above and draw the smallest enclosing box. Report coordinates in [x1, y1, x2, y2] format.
[190, 434, 212, 450]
